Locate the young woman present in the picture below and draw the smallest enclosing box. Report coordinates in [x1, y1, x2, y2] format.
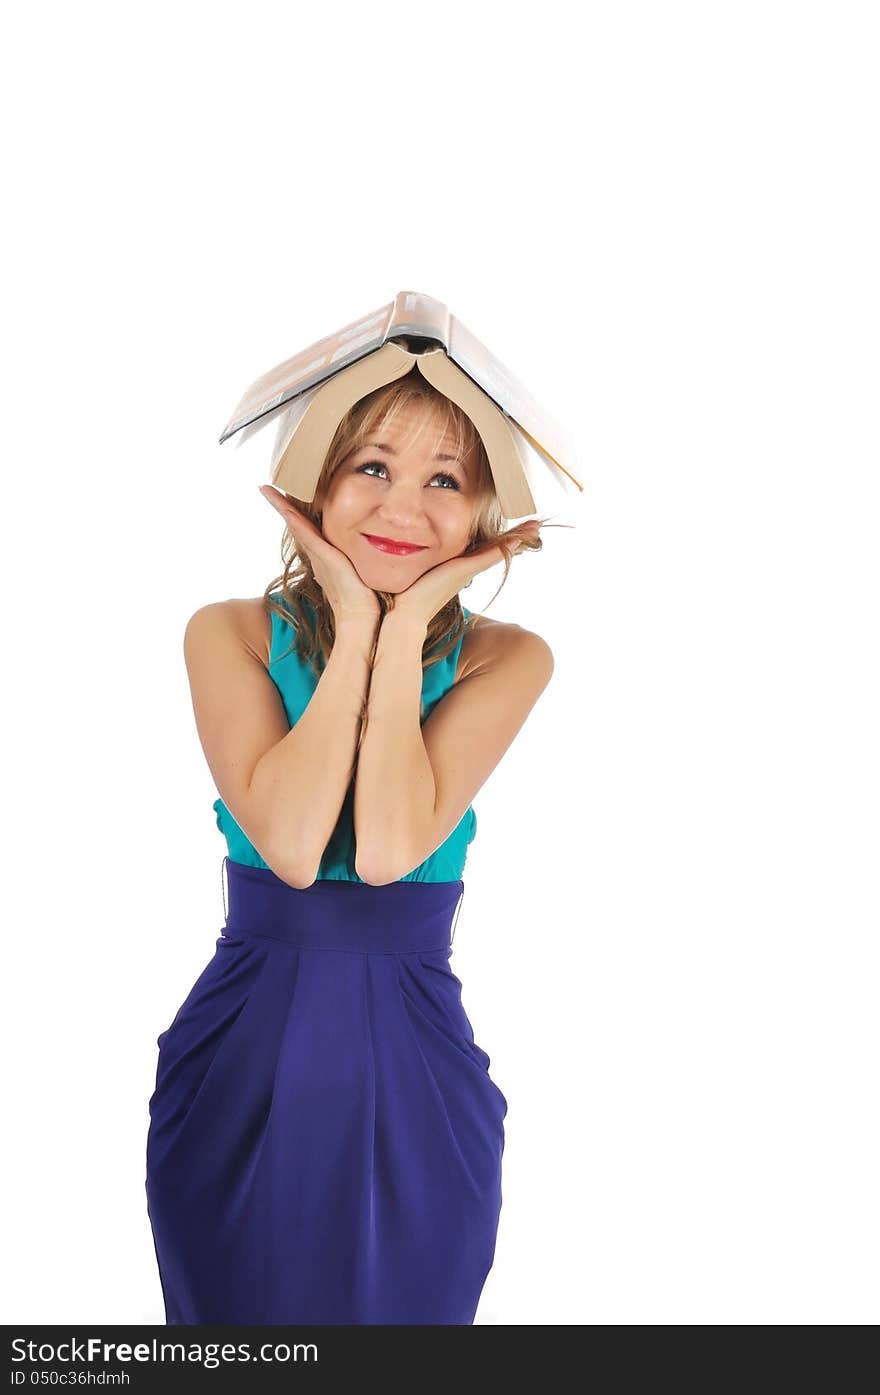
[145, 370, 555, 1325]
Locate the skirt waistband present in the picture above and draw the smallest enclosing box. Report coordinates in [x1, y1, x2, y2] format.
[221, 857, 465, 953]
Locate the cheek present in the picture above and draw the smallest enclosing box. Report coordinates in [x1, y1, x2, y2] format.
[320, 481, 359, 525]
[436, 500, 477, 542]
[326, 476, 374, 515]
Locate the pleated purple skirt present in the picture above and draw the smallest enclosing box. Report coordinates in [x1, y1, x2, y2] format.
[145, 858, 508, 1325]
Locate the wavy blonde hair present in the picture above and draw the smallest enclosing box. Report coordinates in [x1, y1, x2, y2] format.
[262, 369, 551, 693]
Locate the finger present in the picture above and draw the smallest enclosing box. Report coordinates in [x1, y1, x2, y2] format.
[260, 485, 304, 519]
[508, 522, 540, 544]
[467, 537, 519, 565]
[464, 539, 521, 573]
[259, 488, 323, 546]
[499, 535, 525, 555]
[501, 526, 539, 555]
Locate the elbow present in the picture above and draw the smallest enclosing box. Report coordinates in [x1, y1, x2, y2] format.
[355, 820, 431, 884]
[356, 869, 398, 887]
[354, 852, 402, 887]
[263, 845, 321, 891]
[281, 865, 321, 891]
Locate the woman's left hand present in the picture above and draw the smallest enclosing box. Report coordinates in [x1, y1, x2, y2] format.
[390, 520, 542, 629]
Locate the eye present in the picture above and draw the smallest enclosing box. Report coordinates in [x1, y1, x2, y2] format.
[355, 460, 462, 491]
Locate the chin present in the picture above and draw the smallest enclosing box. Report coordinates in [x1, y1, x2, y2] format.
[354, 561, 427, 595]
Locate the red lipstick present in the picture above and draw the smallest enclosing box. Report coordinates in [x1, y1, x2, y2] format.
[362, 533, 429, 556]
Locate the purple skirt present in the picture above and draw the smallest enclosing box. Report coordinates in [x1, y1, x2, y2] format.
[145, 858, 507, 1324]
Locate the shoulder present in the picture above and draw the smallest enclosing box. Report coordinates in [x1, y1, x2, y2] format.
[456, 612, 554, 685]
[185, 596, 273, 670]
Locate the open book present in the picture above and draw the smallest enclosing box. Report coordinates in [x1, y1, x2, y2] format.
[219, 291, 583, 520]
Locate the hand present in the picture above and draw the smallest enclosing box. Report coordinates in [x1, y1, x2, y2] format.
[389, 520, 542, 630]
[259, 486, 381, 627]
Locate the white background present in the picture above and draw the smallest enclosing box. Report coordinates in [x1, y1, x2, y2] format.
[2, 1, 877, 1325]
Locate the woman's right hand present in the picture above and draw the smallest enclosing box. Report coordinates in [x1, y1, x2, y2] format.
[259, 486, 381, 627]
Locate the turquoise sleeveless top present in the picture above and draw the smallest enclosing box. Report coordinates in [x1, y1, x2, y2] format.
[213, 592, 478, 883]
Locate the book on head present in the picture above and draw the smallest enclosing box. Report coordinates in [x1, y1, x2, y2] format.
[219, 291, 583, 520]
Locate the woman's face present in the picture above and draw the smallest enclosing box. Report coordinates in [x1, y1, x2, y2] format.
[319, 402, 480, 592]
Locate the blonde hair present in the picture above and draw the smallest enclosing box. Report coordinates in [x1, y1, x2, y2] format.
[262, 369, 550, 700]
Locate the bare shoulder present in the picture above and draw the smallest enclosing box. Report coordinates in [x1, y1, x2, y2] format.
[186, 596, 273, 669]
[456, 611, 554, 684]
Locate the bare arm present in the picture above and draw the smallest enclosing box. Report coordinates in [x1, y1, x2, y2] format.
[184, 602, 378, 888]
[353, 610, 554, 885]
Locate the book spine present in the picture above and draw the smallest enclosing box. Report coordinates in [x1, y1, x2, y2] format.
[388, 290, 451, 349]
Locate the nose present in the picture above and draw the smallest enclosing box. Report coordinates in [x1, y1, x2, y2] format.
[374, 479, 430, 529]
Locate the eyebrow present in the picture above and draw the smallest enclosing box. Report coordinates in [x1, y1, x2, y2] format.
[362, 441, 469, 475]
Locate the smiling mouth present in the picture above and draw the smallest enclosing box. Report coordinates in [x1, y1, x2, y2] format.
[361, 533, 429, 556]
